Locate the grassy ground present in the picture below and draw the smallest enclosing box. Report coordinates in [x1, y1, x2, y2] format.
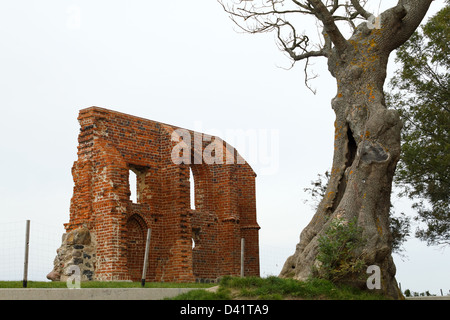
[0, 281, 215, 289]
[169, 276, 390, 300]
[0, 276, 390, 300]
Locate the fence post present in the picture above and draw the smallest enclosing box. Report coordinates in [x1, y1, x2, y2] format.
[141, 228, 152, 287]
[23, 220, 30, 288]
[240, 238, 245, 278]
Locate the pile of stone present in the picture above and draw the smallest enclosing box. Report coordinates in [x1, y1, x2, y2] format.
[47, 227, 96, 282]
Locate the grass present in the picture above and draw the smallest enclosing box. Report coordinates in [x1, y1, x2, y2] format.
[0, 281, 215, 289]
[0, 276, 390, 300]
[169, 276, 390, 300]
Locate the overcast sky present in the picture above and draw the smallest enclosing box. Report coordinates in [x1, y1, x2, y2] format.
[0, 0, 447, 294]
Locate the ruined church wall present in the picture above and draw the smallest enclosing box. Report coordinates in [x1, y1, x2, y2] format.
[54, 106, 259, 282]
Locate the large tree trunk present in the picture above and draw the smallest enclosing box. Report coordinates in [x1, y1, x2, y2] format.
[219, 0, 433, 301]
[280, 22, 407, 299]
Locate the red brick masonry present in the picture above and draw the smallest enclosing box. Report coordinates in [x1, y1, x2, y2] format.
[63, 107, 260, 282]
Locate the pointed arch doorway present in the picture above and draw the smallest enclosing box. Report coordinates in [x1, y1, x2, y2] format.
[126, 214, 147, 281]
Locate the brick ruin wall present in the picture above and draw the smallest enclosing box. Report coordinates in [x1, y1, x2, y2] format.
[48, 107, 260, 282]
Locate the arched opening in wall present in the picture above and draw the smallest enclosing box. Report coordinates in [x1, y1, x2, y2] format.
[192, 227, 200, 250]
[190, 167, 195, 210]
[189, 164, 214, 213]
[126, 215, 146, 282]
[129, 165, 148, 204]
[129, 169, 138, 203]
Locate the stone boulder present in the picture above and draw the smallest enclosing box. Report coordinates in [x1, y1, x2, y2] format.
[47, 227, 96, 282]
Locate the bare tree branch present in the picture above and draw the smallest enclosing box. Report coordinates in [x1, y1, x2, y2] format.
[388, 0, 434, 49]
[374, 0, 433, 52]
[274, 18, 328, 60]
[350, 0, 372, 19]
[306, 0, 349, 52]
[218, 0, 434, 71]
[218, 0, 355, 62]
[303, 57, 318, 94]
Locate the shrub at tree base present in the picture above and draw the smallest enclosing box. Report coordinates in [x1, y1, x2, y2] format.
[315, 218, 367, 284]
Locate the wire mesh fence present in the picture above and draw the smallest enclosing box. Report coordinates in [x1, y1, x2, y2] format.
[0, 219, 293, 282]
[0, 220, 64, 281]
[259, 244, 293, 278]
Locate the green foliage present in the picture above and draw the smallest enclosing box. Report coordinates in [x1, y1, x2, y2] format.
[169, 287, 232, 300]
[404, 288, 436, 297]
[316, 218, 366, 282]
[387, 4, 450, 246]
[404, 289, 411, 297]
[389, 211, 411, 255]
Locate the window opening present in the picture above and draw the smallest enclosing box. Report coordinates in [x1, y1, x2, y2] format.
[129, 169, 138, 203]
[190, 167, 195, 210]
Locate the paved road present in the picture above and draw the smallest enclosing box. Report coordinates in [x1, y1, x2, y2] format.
[0, 287, 199, 300]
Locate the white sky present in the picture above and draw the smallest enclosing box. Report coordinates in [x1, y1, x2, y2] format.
[0, 0, 447, 295]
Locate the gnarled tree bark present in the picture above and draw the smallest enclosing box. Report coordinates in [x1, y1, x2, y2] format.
[221, 0, 434, 299]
